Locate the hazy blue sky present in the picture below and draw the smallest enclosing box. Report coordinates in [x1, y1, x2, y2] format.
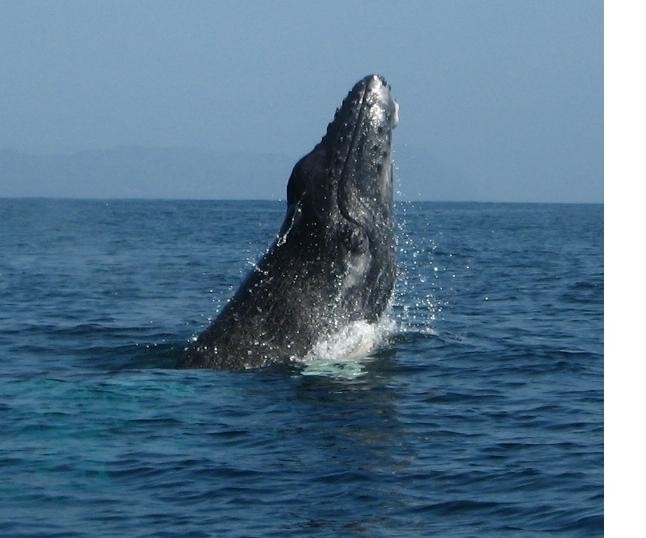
[1, 0, 602, 202]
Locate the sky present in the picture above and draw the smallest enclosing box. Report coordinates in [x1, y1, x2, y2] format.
[0, 0, 603, 202]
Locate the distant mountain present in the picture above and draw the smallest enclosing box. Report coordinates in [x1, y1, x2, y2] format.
[0, 146, 477, 201]
[0, 147, 294, 200]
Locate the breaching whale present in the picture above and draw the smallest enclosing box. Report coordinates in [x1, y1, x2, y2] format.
[179, 74, 399, 369]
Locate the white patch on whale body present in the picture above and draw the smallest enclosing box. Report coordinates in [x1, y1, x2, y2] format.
[341, 253, 369, 292]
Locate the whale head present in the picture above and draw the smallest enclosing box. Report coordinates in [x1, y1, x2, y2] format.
[278, 74, 398, 321]
[282, 74, 398, 249]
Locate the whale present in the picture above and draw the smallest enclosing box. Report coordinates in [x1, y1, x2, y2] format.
[178, 74, 399, 369]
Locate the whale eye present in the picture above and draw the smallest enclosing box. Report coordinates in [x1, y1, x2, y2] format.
[340, 226, 367, 253]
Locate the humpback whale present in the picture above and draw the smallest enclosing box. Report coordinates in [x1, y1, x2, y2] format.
[179, 74, 399, 369]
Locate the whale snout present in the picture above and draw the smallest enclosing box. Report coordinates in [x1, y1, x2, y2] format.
[358, 74, 399, 129]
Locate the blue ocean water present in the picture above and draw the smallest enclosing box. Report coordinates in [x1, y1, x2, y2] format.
[0, 199, 603, 536]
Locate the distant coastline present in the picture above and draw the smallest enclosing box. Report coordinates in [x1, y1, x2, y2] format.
[0, 147, 603, 204]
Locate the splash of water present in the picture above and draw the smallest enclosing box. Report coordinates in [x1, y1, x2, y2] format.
[302, 316, 396, 365]
[294, 315, 395, 379]
[393, 196, 442, 337]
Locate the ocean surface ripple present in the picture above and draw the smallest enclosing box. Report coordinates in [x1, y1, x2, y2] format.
[0, 200, 603, 536]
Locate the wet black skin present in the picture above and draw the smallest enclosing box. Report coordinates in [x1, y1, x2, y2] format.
[178, 74, 398, 369]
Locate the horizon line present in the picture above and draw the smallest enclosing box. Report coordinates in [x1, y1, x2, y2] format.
[0, 195, 604, 205]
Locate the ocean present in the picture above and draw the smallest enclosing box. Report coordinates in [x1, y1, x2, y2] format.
[0, 199, 603, 536]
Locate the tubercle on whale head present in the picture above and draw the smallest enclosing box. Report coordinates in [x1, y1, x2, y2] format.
[284, 74, 398, 241]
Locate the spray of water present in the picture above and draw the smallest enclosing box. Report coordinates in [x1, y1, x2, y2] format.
[392, 200, 441, 337]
